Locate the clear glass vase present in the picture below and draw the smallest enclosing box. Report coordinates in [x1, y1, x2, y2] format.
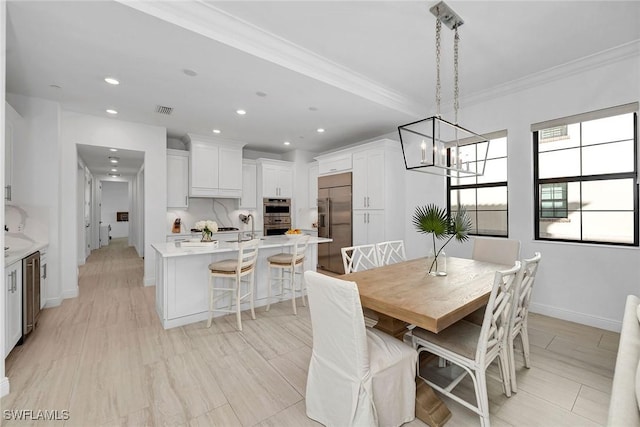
[201, 231, 213, 242]
[427, 249, 447, 276]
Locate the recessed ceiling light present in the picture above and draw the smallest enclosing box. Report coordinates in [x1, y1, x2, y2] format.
[317, 128, 325, 133]
[110, 168, 118, 172]
[283, 141, 291, 146]
[106, 109, 118, 115]
[183, 69, 198, 77]
[236, 109, 247, 115]
[212, 129, 221, 134]
[109, 157, 119, 164]
[109, 173, 120, 177]
[104, 77, 120, 85]
[109, 148, 118, 152]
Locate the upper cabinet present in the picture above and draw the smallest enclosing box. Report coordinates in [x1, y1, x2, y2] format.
[317, 152, 352, 176]
[352, 149, 385, 210]
[240, 160, 257, 209]
[5, 102, 23, 202]
[185, 134, 246, 198]
[167, 149, 189, 208]
[257, 159, 293, 198]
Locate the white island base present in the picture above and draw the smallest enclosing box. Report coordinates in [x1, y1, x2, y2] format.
[152, 236, 331, 329]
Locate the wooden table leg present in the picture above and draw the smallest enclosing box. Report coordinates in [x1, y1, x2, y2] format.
[372, 312, 452, 427]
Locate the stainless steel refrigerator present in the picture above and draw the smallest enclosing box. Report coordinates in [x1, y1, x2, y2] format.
[317, 172, 352, 274]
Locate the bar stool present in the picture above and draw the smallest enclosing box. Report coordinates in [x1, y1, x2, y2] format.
[207, 239, 261, 331]
[266, 235, 310, 315]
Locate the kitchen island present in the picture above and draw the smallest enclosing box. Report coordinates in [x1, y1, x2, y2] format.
[151, 235, 332, 329]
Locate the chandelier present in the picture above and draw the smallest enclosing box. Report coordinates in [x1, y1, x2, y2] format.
[398, 1, 489, 177]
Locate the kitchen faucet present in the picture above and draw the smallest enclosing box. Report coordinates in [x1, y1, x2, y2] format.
[239, 213, 255, 239]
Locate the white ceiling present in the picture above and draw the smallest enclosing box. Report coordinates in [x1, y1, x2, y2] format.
[6, 0, 640, 167]
[76, 144, 144, 178]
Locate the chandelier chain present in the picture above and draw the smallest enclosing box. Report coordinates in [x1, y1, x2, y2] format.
[435, 18, 441, 117]
[454, 27, 459, 125]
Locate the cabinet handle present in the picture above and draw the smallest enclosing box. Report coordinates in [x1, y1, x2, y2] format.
[185, 196, 188, 206]
[44, 264, 47, 279]
[367, 196, 370, 207]
[5, 185, 11, 201]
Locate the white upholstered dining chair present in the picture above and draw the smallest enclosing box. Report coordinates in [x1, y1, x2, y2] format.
[472, 237, 521, 265]
[409, 262, 521, 427]
[508, 252, 542, 393]
[265, 235, 310, 315]
[376, 240, 407, 266]
[341, 244, 380, 273]
[304, 271, 418, 427]
[206, 239, 260, 331]
[466, 237, 521, 326]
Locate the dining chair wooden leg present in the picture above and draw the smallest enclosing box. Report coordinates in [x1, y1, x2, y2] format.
[249, 272, 256, 320]
[521, 325, 531, 368]
[508, 334, 518, 393]
[207, 274, 214, 328]
[235, 275, 242, 331]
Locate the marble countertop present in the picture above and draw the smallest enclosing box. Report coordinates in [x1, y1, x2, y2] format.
[152, 235, 331, 258]
[167, 230, 263, 238]
[5, 235, 49, 267]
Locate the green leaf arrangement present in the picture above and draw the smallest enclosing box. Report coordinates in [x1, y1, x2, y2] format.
[412, 204, 472, 273]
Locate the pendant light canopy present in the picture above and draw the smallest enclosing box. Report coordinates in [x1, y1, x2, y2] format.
[399, 1, 489, 177]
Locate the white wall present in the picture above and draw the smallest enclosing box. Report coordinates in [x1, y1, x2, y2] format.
[101, 181, 129, 239]
[403, 47, 640, 331]
[6, 94, 62, 307]
[282, 149, 318, 229]
[60, 112, 166, 291]
[1, 0, 8, 399]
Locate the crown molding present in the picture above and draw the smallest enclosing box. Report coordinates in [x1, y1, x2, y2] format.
[459, 39, 640, 109]
[116, 0, 423, 117]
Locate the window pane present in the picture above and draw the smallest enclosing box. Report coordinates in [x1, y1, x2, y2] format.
[487, 137, 507, 159]
[582, 113, 634, 146]
[539, 210, 581, 240]
[582, 212, 635, 244]
[477, 186, 507, 211]
[477, 211, 507, 236]
[455, 210, 478, 234]
[453, 188, 476, 210]
[582, 140, 634, 175]
[478, 158, 507, 184]
[539, 148, 580, 178]
[582, 179, 635, 211]
[538, 123, 580, 152]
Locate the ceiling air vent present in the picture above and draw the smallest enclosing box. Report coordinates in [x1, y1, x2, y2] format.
[155, 105, 173, 115]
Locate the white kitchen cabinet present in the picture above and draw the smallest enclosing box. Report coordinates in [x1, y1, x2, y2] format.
[186, 134, 246, 198]
[167, 149, 189, 208]
[352, 149, 385, 210]
[353, 210, 385, 246]
[257, 159, 293, 198]
[5, 260, 22, 358]
[40, 247, 48, 309]
[240, 160, 257, 209]
[5, 102, 23, 202]
[308, 162, 318, 208]
[317, 153, 352, 175]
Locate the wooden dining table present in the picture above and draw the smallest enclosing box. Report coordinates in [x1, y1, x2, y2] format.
[342, 256, 509, 427]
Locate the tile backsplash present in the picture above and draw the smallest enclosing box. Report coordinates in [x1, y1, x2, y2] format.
[167, 198, 257, 234]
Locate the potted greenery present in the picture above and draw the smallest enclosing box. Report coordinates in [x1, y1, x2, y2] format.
[412, 204, 472, 275]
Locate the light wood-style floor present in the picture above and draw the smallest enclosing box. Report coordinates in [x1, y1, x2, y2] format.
[1, 238, 617, 426]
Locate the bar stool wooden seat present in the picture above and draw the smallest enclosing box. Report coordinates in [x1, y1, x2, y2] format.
[266, 235, 310, 315]
[207, 239, 261, 331]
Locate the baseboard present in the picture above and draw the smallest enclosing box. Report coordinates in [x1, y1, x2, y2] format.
[61, 287, 79, 300]
[44, 297, 62, 308]
[530, 302, 622, 332]
[143, 276, 155, 287]
[0, 376, 10, 397]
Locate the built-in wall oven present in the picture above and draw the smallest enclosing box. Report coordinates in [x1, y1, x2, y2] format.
[263, 198, 291, 236]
